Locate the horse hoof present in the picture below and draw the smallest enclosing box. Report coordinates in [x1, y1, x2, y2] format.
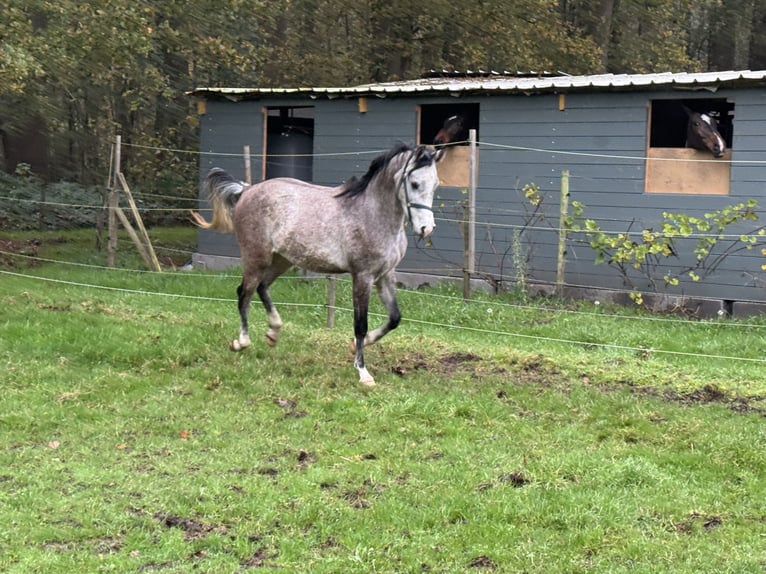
[230, 338, 249, 352]
[265, 334, 278, 347]
[357, 367, 375, 387]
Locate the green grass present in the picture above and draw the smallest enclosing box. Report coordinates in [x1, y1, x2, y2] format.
[1, 228, 766, 573]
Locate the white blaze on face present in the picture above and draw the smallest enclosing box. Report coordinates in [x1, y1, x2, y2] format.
[406, 164, 438, 237]
[701, 114, 726, 153]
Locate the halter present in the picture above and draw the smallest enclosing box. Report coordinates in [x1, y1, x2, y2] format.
[399, 149, 434, 227]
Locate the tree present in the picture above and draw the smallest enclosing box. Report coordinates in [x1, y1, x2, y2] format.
[1, 0, 765, 189]
[0, 0, 273, 187]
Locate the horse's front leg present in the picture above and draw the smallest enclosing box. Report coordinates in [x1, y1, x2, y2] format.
[364, 272, 401, 347]
[352, 274, 375, 386]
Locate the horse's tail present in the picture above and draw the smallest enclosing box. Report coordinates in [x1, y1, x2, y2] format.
[190, 168, 247, 232]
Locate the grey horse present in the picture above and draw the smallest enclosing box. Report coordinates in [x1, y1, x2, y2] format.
[192, 143, 443, 386]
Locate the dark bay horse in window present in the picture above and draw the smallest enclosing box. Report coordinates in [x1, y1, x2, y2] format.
[683, 105, 726, 158]
[192, 143, 443, 386]
[433, 115, 466, 147]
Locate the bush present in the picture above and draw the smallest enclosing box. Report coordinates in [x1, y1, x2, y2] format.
[0, 169, 190, 231]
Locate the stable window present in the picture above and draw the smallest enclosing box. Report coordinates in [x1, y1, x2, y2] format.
[645, 98, 734, 195]
[262, 106, 314, 181]
[418, 103, 479, 187]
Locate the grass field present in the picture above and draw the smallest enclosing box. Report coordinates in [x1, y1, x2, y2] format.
[1, 227, 765, 573]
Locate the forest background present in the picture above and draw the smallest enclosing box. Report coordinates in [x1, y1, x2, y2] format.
[1, 0, 765, 195]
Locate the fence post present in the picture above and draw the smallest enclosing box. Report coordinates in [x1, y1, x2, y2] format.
[244, 145, 252, 184]
[107, 135, 121, 268]
[556, 169, 570, 296]
[463, 128, 478, 300]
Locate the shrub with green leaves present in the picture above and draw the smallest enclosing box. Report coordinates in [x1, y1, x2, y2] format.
[568, 199, 764, 300]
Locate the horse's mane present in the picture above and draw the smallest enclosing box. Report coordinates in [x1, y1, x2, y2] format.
[336, 142, 414, 199]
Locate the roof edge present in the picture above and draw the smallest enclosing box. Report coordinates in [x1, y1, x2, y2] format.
[188, 70, 766, 100]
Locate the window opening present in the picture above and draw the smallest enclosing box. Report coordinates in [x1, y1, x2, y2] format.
[418, 103, 479, 188]
[264, 106, 314, 181]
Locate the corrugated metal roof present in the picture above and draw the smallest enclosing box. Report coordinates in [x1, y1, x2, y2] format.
[189, 70, 766, 100]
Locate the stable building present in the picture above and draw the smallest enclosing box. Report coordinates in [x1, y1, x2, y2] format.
[189, 70, 766, 314]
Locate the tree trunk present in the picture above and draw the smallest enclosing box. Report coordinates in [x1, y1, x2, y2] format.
[593, 0, 616, 72]
[749, 1, 766, 68]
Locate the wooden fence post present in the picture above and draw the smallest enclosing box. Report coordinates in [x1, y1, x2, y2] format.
[106, 134, 161, 271]
[107, 135, 121, 267]
[556, 169, 570, 296]
[463, 128, 478, 300]
[244, 145, 252, 184]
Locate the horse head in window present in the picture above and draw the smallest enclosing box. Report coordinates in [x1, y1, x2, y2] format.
[433, 115, 465, 147]
[683, 105, 726, 158]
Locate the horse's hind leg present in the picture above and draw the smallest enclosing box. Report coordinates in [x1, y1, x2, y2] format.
[232, 278, 256, 351]
[256, 257, 292, 346]
[257, 281, 282, 346]
[231, 258, 290, 351]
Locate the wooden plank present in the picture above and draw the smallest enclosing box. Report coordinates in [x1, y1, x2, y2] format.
[117, 172, 162, 271]
[113, 206, 153, 269]
[437, 146, 475, 188]
[645, 148, 731, 195]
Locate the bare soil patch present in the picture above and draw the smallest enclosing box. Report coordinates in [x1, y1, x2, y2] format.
[0, 238, 41, 267]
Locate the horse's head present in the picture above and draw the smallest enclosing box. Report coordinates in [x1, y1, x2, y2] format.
[433, 115, 465, 147]
[684, 105, 726, 158]
[400, 145, 442, 238]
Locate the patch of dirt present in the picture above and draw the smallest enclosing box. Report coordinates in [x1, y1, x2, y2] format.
[468, 555, 497, 569]
[0, 238, 41, 267]
[153, 512, 227, 540]
[342, 479, 385, 509]
[38, 303, 72, 312]
[477, 471, 531, 491]
[391, 346, 764, 419]
[276, 397, 309, 418]
[589, 377, 766, 418]
[391, 350, 558, 388]
[498, 472, 531, 487]
[390, 352, 430, 376]
[636, 383, 766, 417]
[256, 467, 280, 477]
[440, 352, 481, 367]
[674, 512, 723, 534]
[241, 546, 278, 568]
[93, 536, 123, 554]
[391, 351, 487, 378]
[342, 488, 371, 509]
[297, 449, 316, 469]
